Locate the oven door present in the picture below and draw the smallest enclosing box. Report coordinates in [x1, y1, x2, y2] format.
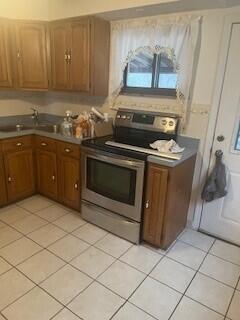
[81, 147, 145, 222]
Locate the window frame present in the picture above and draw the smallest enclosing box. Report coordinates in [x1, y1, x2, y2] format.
[121, 52, 177, 97]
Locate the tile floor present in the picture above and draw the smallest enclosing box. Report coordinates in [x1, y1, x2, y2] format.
[0, 195, 239, 320]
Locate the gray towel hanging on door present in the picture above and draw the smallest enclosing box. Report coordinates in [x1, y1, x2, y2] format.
[201, 150, 228, 202]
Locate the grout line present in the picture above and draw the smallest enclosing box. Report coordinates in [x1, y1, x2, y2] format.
[224, 274, 240, 318]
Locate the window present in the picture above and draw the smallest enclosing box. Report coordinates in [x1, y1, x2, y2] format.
[235, 121, 240, 151]
[122, 50, 177, 96]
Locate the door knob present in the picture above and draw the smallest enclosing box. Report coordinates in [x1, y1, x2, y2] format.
[217, 135, 225, 142]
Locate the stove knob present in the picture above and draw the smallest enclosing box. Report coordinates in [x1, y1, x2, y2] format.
[122, 115, 126, 119]
[126, 116, 131, 120]
[161, 120, 167, 126]
[117, 115, 121, 119]
[169, 121, 174, 127]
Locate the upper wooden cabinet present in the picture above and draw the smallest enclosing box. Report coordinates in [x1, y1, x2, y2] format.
[0, 20, 13, 88]
[13, 22, 49, 89]
[50, 17, 109, 95]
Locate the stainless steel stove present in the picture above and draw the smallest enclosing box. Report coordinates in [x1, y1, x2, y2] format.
[81, 109, 181, 243]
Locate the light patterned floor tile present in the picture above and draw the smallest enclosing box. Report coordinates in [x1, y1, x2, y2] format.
[0, 221, 6, 229]
[95, 233, 132, 258]
[17, 195, 53, 213]
[0, 269, 34, 310]
[68, 281, 124, 320]
[72, 223, 107, 244]
[17, 250, 65, 284]
[2, 287, 61, 320]
[120, 245, 162, 274]
[167, 241, 206, 270]
[150, 257, 196, 293]
[28, 223, 66, 247]
[11, 215, 48, 234]
[0, 237, 41, 266]
[48, 234, 89, 261]
[0, 206, 30, 224]
[98, 260, 146, 299]
[210, 240, 240, 265]
[186, 273, 234, 315]
[52, 308, 80, 320]
[179, 229, 215, 252]
[0, 226, 22, 249]
[171, 296, 224, 320]
[237, 281, 240, 291]
[0, 257, 11, 275]
[200, 254, 240, 287]
[227, 290, 240, 320]
[40, 265, 92, 305]
[113, 302, 155, 320]
[130, 277, 182, 320]
[34, 205, 70, 222]
[70, 246, 115, 278]
[53, 213, 86, 232]
[0, 314, 5, 319]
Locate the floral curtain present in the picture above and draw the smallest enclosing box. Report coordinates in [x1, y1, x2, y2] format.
[109, 14, 201, 127]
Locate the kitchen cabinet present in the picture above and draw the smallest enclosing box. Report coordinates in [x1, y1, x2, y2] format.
[2, 136, 35, 202]
[57, 142, 80, 210]
[13, 21, 49, 89]
[0, 19, 13, 88]
[50, 17, 109, 95]
[0, 154, 7, 207]
[143, 156, 196, 249]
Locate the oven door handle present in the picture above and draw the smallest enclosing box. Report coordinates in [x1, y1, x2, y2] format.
[85, 151, 145, 169]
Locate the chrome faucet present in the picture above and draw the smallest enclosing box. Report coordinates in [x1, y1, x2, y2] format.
[30, 108, 39, 125]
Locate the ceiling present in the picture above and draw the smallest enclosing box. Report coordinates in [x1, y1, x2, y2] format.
[97, 0, 240, 20]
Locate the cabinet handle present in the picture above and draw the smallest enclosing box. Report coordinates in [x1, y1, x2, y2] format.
[52, 175, 55, 182]
[145, 200, 150, 209]
[41, 142, 47, 146]
[64, 148, 71, 153]
[68, 53, 71, 62]
[64, 50, 68, 62]
[8, 176, 12, 183]
[74, 182, 78, 190]
[16, 142, 23, 147]
[17, 51, 21, 59]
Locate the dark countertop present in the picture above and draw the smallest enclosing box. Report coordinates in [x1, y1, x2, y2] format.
[0, 113, 199, 167]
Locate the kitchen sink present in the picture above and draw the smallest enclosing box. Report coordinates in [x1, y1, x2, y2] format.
[0, 123, 59, 133]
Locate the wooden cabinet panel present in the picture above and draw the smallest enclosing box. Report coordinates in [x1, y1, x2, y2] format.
[4, 150, 35, 202]
[35, 135, 57, 152]
[57, 141, 80, 159]
[2, 135, 32, 153]
[143, 165, 168, 247]
[36, 149, 58, 200]
[14, 22, 48, 89]
[70, 19, 90, 91]
[50, 23, 69, 90]
[0, 155, 7, 206]
[58, 155, 80, 210]
[0, 20, 13, 88]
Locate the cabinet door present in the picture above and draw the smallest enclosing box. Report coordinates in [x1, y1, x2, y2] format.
[0, 156, 7, 206]
[4, 150, 35, 202]
[143, 164, 168, 247]
[14, 22, 48, 89]
[0, 21, 13, 87]
[69, 19, 90, 91]
[36, 149, 58, 200]
[50, 23, 70, 90]
[58, 155, 80, 210]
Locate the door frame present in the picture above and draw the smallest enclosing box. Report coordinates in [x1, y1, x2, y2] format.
[193, 13, 240, 229]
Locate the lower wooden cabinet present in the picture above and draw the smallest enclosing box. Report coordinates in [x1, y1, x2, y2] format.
[36, 149, 58, 200]
[0, 155, 7, 206]
[143, 156, 196, 249]
[4, 149, 35, 202]
[58, 155, 80, 210]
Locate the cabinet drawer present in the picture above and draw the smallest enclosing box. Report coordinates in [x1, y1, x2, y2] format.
[57, 141, 80, 159]
[35, 136, 57, 152]
[2, 135, 32, 153]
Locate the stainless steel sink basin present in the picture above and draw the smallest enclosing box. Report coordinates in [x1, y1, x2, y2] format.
[0, 123, 59, 133]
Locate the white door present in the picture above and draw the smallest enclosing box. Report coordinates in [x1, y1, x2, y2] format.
[200, 23, 240, 245]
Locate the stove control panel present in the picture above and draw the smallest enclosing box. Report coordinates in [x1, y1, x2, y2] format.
[115, 109, 180, 135]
